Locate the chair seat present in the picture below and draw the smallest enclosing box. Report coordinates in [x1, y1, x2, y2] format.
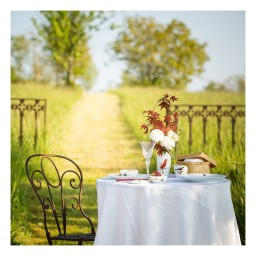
[51, 233, 96, 241]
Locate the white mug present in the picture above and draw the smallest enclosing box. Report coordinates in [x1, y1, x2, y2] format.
[173, 164, 188, 177]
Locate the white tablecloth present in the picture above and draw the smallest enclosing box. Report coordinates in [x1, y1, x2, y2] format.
[94, 176, 241, 245]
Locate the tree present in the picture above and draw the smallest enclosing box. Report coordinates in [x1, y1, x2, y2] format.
[224, 75, 245, 92]
[11, 35, 30, 83]
[32, 11, 106, 87]
[29, 36, 53, 84]
[205, 76, 245, 92]
[11, 66, 20, 83]
[237, 76, 245, 92]
[112, 17, 209, 89]
[205, 81, 227, 91]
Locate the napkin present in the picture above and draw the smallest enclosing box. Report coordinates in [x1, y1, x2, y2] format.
[116, 178, 148, 182]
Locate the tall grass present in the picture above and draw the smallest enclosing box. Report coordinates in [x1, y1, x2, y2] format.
[11, 83, 83, 244]
[11, 84, 245, 245]
[111, 86, 245, 244]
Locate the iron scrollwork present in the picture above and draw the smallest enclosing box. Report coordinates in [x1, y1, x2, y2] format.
[11, 98, 47, 148]
[172, 104, 245, 152]
[26, 154, 95, 241]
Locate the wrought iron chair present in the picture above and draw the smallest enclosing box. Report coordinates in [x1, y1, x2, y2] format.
[25, 154, 96, 245]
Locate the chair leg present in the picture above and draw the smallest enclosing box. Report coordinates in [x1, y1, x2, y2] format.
[78, 241, 83, 245]
[47, 238, 53, 245]
[46, 232, 53, 245]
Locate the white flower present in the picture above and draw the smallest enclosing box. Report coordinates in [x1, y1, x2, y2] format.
[150, 129, 165, 142]
[160, 136, 175, 150]
[167, 130, 179, 142]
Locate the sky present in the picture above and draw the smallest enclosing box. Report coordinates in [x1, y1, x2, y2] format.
[11, 10, 245, 92]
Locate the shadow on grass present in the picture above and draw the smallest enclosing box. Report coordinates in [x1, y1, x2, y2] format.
[12, 181, 98, 245]
[12, 166, 245, 245]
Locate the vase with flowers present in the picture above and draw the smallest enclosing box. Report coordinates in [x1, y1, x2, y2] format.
[140, 93, 179, 176]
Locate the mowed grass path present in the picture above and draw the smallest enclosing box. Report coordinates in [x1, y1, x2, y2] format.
[26, 92, 145, 245]
[63, 92, 143, 173]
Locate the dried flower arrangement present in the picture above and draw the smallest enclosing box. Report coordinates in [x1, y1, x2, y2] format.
[140, 93, 179, 156]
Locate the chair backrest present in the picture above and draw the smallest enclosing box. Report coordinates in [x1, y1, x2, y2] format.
[25, 154, 95, 237]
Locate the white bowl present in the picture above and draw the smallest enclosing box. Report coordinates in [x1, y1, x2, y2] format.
[184, 158, 204, 162]
[149, 175, 167, 183]
[119, 169, 138, 176]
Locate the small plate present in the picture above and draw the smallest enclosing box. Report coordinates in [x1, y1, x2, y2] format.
[178, 173, 226, 182]
[108, 173, 147, 179]
[120, 169, 138, 176]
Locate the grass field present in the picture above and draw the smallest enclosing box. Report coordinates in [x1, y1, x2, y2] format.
[11, 83, 83, 244]
[111, 87, 245, 166]
[11, 84, 245, 245]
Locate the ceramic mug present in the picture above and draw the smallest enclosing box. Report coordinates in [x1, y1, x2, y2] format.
[173, 164, 188, 177]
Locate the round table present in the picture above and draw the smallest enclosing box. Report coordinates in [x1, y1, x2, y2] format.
[94, 175, 241, 245]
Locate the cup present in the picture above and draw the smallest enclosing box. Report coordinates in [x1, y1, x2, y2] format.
[174, 164, 188, 178]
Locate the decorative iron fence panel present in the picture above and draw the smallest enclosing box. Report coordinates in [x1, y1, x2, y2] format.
[11, 98, 47, 148]
[172, 105, 245, 152]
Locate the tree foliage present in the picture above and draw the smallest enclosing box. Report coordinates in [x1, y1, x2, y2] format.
[112, 17, 209, 89]
[205, 75, 245, 92]
[225, 75, 245, 92]
[32, 11, 106, 87]
[205, 81, 227, 92]
[11, 35, 30, 83]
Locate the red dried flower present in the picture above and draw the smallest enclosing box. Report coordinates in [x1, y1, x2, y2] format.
[140, 93, 179, 155]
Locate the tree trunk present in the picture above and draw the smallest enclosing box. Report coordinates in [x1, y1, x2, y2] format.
[66, 57, 74, 86]
[33, 54, 42, 83]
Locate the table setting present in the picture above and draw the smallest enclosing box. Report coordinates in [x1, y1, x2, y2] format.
[94, 93, 241, 245]
[95, 171, 240, 245]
